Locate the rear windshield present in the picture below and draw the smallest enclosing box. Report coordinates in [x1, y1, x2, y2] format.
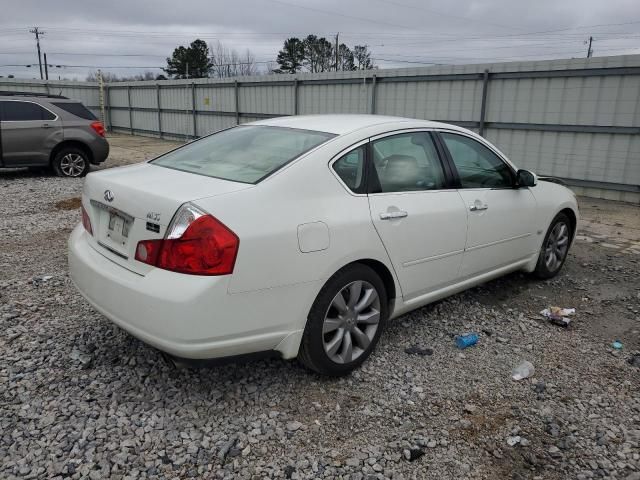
[52, 102, 97, 120]
[152, 125, 335, 184]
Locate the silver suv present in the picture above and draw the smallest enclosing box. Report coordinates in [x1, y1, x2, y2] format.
[0, 91, 109, 177]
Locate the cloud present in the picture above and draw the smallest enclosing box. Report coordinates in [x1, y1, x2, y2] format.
[1, 0, 639, 80]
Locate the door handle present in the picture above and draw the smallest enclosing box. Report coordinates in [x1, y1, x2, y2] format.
[380, 211, 408, 220]
[41, 124, 52, 129]
[469, 203, 488, 211]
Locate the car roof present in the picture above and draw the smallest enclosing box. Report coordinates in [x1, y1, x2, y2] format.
[0, 91, 68, 101]
[249, 114, 466, 136]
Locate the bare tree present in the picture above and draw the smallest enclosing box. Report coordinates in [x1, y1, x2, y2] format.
[86, 70, 120, 82]
[210, 41, 258, 78]
[86, 70, 164, 82]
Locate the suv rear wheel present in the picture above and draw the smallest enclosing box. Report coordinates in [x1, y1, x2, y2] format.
[52, 147, 89, 177]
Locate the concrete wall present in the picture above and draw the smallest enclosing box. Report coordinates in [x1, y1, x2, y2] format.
[1, 54, 639, 202]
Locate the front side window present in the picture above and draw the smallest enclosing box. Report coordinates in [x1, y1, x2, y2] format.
[371, 132, 445, 193]
[440, 132, 514, 188]
[0, 101, 56, 121]
[333, 146, 365, 193]
[153, 125, 335, 184]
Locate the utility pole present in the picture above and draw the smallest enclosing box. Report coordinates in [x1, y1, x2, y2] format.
[185, 61, 189, 79]
[335, 33, 339, 71]
[29, 27, 44, 80]
[43, 52, 49, 80]
[587, 36, 594, 58]
[97, 69, 106, 128]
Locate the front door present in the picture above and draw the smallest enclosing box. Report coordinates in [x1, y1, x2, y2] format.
[367, 131, 468, 300]
[438, 131, 538, 278]
[0, 100, 62, 166]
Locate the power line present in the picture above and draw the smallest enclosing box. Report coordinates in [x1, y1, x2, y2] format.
[367, 0, 522, 32]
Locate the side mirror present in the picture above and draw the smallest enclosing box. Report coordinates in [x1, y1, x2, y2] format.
[516, 169, 537, 188]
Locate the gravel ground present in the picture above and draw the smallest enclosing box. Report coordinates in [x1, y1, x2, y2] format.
[1, 134, 639, 480]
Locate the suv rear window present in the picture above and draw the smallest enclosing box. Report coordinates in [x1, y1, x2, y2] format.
[152, 125, 335, 184]
[0, 100, 56, 121]
[52, 102, 97, 120]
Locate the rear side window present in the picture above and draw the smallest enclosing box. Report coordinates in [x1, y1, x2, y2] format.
[0, 101, 56, 121]
[371, 132, 446, 192]
[52, 102, 97, 120]
[153, 125, 335, 184]
[333, 146, 365, 193]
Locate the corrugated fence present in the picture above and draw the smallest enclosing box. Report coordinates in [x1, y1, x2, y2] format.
[1, 54, 639, 202]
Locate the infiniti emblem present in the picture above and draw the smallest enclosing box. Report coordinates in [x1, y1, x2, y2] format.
[104, 190, 114, 202]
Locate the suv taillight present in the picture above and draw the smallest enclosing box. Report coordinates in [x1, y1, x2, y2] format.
[81, 204, 93, 235]
[135, 203, 239, 276]
[90, 121, 105, 137]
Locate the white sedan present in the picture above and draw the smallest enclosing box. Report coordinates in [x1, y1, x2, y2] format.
[69, 115, 578, 375]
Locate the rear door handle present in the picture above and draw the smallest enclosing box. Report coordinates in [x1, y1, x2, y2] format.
[380, 211, 408, 220]
[42, 123, 52, 129]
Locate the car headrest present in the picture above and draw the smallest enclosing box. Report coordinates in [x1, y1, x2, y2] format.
[384, 154, 418, 172]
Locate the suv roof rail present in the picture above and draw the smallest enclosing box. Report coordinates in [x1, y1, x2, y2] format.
[0, 90, 68, 99]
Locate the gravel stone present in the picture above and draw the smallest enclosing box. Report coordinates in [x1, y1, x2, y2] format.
[1, 135, 639, 480]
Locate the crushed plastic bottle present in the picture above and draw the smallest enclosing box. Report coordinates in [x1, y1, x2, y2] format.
[455, 333, 479, 349]
[512, 361, 535, 381]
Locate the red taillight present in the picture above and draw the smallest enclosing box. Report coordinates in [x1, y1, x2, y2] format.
[90, 121, 105, 137]
[135, 204, 239, 276]
[81, 205, 93, 235]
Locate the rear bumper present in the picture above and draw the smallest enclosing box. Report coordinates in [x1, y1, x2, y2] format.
[68, 225, 318, 359]
[88, 137, 109, 164]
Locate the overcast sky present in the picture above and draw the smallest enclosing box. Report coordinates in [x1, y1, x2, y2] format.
[1, 0, 639, 80]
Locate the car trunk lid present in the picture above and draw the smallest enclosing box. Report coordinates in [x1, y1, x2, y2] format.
[82, 162, 252, 274]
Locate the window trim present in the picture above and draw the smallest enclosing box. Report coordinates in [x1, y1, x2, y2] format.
[366, 129, 455, 195]
[435, 129, 517, 190]
[0, 99, 58, 122]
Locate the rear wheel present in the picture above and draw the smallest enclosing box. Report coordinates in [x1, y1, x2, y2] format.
[52, 147, 90, 177]
[298, 264, 388, 376]
[534, 212, 572, 279]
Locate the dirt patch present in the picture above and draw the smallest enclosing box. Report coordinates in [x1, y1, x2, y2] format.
[54, 197, 81, 210]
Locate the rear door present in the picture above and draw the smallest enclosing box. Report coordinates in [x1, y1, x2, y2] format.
[437, 131, 538, 278]
[366, 130, 468, 301]
[0, 100, 62, 166]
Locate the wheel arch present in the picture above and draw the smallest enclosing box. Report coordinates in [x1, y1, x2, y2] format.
[351, 258, 398, 306]
[50, 140, 94, 166]
[559, 207, 577, 245]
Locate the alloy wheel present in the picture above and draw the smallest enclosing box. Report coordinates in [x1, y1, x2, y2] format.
[322, 280, 381, 364]
[59, 153, 86, 177]
[544, 221, 569, 271]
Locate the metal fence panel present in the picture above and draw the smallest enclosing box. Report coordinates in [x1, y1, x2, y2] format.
[2, 55, 640, 201]
[161, 86, 192, 110]
[299, 83, 369, 114]
[195, 85, 235, 112]
[109, 108, 130, 129]
[108, 88, 129, 108]
[131, 110, 157, 133]
[197, 114, 235, 137]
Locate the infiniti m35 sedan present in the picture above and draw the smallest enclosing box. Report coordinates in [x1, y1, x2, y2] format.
[69, 115, 578, 375]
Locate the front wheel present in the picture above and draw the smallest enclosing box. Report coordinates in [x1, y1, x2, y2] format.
[534, 212, 572, 279]
[52, 147, 90, 177]
[298, 264, 388, 376]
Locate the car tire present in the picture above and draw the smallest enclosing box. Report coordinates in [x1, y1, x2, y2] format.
[534, 212, 572, 279]
[52, 147, 90, 178]
[298, 264, 388, 376]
